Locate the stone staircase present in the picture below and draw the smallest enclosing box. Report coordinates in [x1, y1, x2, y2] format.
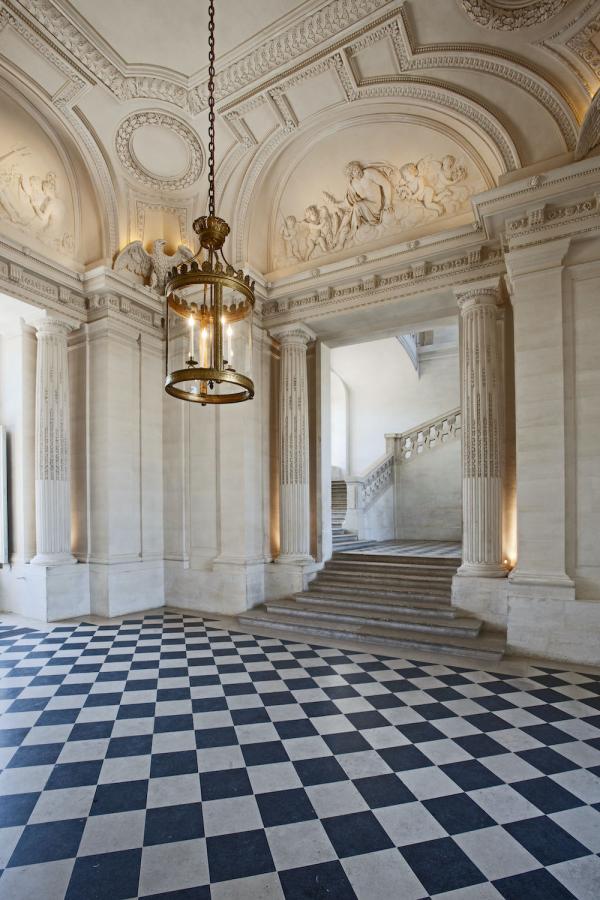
[241, 551, 506, 661]
[331, 480, 374, 551]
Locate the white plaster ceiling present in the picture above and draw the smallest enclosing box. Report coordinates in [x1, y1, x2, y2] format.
[59, 0, 312, 78]
[0, 0, 598, 273]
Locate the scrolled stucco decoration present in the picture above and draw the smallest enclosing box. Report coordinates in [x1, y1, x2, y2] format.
[115, 112, 204, 191]
[457, 0, 568, 30]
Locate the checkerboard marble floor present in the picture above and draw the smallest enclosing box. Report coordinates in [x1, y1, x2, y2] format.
[1, 613, 600, 899]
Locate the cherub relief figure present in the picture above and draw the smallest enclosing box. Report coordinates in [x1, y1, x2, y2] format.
[304, 205, 331, 259]
[398, 163, 444, 215]
[19, 172, 65, 232]
[280, 215, 302, 261]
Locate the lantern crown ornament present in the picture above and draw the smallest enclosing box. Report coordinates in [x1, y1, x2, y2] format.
[164, 0, 255, 405]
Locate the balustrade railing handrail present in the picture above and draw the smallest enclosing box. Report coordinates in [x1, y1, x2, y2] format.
[386, 406, 461, 462]
[384, 406, 461, 444]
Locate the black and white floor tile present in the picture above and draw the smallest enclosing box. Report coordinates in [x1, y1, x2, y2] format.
[1, 612, 600, 899]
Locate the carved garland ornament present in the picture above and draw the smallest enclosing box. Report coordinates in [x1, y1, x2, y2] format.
[457, 0, 568, 30]
[115, 112, 204, 190]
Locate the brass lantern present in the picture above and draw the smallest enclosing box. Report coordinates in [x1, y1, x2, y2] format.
[164, 1, 255, 405]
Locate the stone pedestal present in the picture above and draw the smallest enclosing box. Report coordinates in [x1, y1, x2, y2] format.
[456, 281, 505, 578]
[272, 324, 315, 564]
[31, 318, 76, 566]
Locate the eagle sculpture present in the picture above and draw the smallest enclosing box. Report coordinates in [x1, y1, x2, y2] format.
[113, 239, 195, 294]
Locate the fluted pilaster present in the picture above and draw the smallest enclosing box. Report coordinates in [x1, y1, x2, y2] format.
[273, 324, 315, 563]
[456, 284, 505, 577]
[31, 318, 76, 566]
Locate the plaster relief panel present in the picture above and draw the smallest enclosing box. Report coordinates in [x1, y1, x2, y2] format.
[272, 123, 486, 272]
[0, 92, 75, 257]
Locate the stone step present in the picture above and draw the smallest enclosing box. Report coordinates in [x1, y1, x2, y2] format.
[323, 564, 455, 582]
[308, 581, 452, 601]
[328, 556, 459, 572]
[315, 576, 452, 597]
[239, 609, 506, 661]
[295, 590, 457, 618]
[267, 599, 480, 637]
[333, 552, 460, 568]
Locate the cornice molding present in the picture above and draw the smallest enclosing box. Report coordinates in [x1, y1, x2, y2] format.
[9, 0, 392, 112]
[262, 244, 505, 324]
[0, 239, 164, 335]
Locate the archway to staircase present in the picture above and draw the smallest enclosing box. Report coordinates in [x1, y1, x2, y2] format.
[328, 323, 462, 560]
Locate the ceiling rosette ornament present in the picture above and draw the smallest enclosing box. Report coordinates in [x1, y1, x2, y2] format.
[457, 0, 568, 30]
[115, 111, 204, 190]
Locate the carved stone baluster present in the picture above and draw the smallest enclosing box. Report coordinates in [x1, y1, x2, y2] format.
[31, 319, 76, 566]
[456, 283, 505, 577]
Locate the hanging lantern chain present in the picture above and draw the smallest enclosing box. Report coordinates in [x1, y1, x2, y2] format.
[207, 0, 216, 219]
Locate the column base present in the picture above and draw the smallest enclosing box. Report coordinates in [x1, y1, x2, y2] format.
[31, 552, 77, 567]
[276, 554, 314, 566]
[457, 561, 507, 578]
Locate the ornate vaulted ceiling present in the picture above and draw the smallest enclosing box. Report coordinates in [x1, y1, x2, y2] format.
[0, 0, 597, 277]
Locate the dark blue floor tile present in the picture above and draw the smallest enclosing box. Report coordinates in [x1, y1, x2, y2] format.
[7, 742, 63, 768]
[401, 837, 486, 894]
[442, 759, 503, 791]
[523, 724, 574, 745]
[294, 756, 349, 786]
[195, 726, 237, 749]
[150, 750, 198, 778]
[106, 734, 153, 758]
[513, 777, 584, 814]
[200, 767, 252, 801]
[66, 848, 142, 900]
[455, 734, 507, 758]
[241, 741, 289, 767]
[84, 692, 122, 708]
[257, 788, 317, 827]
[154, 714, 194, 733]
[346, 711, 390, 730]
[207, 829, 275, 883]
[464, 713, 510, 732]
[378, 744, 431, 772]
[367, 692, 406, 710]
[91, 780, 148, 815]
[519, 747, 579, 775]
[279, 860, 357, 899]
[396, 722, 446, 743]
[0, 791, 39, 827]
[192, 697, 228, 714]
[505, 816, 590, 865]
[144, 802, 204, 845]
[354, 773, 415, 808]
[425, 794, 496, 834]
[69, 721, 114, 741]
[140, 887, 211, 899]
[494, 867, 578, 899]
[46, 760, 103, 790]
[322, 810, 394, 857]
[413, 702, 456, 720]
[323, 731, 371, 755]
[36, 707, 80, 726]
[7, 697, 49, 713]
[300, 701, 341, 718]
[274, 718, 318, 740]
[117, 702, 155, 720]
[9, 818, 86, 866]
[0, 727, 28, 747]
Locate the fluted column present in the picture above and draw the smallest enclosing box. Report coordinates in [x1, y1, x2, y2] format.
[31, 318, 76, 566]
[456, 282, 505, 577]
[273, 324, 315, 563]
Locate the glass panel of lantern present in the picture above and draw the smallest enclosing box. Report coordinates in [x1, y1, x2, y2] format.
[165, 259, 254, 404]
